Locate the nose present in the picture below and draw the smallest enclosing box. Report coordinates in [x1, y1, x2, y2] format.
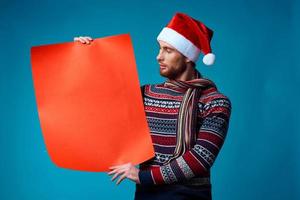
[156, 50, 163, 62]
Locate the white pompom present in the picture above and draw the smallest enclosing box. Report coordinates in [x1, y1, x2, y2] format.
[202, 53, 215, 66]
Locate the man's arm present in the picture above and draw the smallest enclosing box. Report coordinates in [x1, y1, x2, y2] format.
[138, 97, 232, 185]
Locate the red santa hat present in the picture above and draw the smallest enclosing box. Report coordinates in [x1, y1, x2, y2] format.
[157, 13, 215, 66]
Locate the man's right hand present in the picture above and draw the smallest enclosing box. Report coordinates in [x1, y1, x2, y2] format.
[74, 36, 93, 44]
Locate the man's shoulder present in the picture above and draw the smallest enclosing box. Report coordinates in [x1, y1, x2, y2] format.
[200, 87, 231, 108]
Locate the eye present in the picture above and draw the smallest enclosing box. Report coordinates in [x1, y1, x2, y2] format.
[165, 48, 172, 53]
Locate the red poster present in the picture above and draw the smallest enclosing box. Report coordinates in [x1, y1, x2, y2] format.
[31, 34, 154, 172]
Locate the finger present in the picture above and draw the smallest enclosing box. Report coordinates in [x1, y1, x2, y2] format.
[111, 171, 122, 181]
[74, 37, 85, 44]
[116, 173, 127, 185]
[109, 163, 130, 170]
[80, 36, 90, 44]
[79, 38, 86, 43]
[74, 36, 85, 43]
[108, 166, 126, 177]
[109, 165, 124, 172]
[109, 163, 128, 169]
[111, 168, 127, 181]
[108, 168, 118, 175]
[109, 166, 119, 170]
[109, 165, 124, 170]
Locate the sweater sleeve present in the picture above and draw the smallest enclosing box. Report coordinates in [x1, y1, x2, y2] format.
[138, 97, 232, 185]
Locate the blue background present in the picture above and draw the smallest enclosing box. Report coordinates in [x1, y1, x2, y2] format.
[1, 0, 299, 199]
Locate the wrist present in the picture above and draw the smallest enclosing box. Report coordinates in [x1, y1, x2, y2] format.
[135, 168, 141, 184]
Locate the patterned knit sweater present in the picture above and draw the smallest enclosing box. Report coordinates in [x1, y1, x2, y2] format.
[138, 81, 231, 185]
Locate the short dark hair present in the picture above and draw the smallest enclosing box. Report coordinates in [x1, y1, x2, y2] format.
[190, 61, 196, 68]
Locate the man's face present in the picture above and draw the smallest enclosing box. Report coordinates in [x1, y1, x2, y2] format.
[157, 40, 188, 80]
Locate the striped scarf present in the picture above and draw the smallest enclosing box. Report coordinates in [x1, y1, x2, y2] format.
[164, 70, 216, 164]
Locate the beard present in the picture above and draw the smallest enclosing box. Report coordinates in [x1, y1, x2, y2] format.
[159, 63, 187, 80]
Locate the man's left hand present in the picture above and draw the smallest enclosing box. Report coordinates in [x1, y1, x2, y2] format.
[108, 163, 140, 185]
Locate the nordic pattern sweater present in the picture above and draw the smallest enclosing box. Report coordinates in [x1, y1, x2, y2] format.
[138, 82, 232, 185]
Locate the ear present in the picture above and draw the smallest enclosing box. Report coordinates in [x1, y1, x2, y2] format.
[185, 57, 194, 65]
[185, 57, 196, 67]
[185, 57, 192, 63]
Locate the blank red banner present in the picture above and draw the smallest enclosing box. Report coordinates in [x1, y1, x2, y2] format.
[31, 34, 154, 172]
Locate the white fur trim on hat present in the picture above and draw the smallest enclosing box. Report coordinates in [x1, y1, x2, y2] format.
[157, 27, 201, 63]
[202, 53, 215, 66]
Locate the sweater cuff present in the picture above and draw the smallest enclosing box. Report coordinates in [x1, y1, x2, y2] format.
[138, 170, 155, 186]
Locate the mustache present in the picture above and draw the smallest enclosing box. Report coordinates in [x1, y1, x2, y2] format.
[159, 63, 167, 66]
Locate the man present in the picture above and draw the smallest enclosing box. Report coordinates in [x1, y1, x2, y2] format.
[75, 12, 231, 200]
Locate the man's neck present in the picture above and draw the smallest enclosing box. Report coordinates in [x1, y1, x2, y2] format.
[175, 67, 199, 81]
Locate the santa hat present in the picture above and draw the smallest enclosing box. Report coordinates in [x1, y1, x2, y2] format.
[157, 13, 215, 66]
